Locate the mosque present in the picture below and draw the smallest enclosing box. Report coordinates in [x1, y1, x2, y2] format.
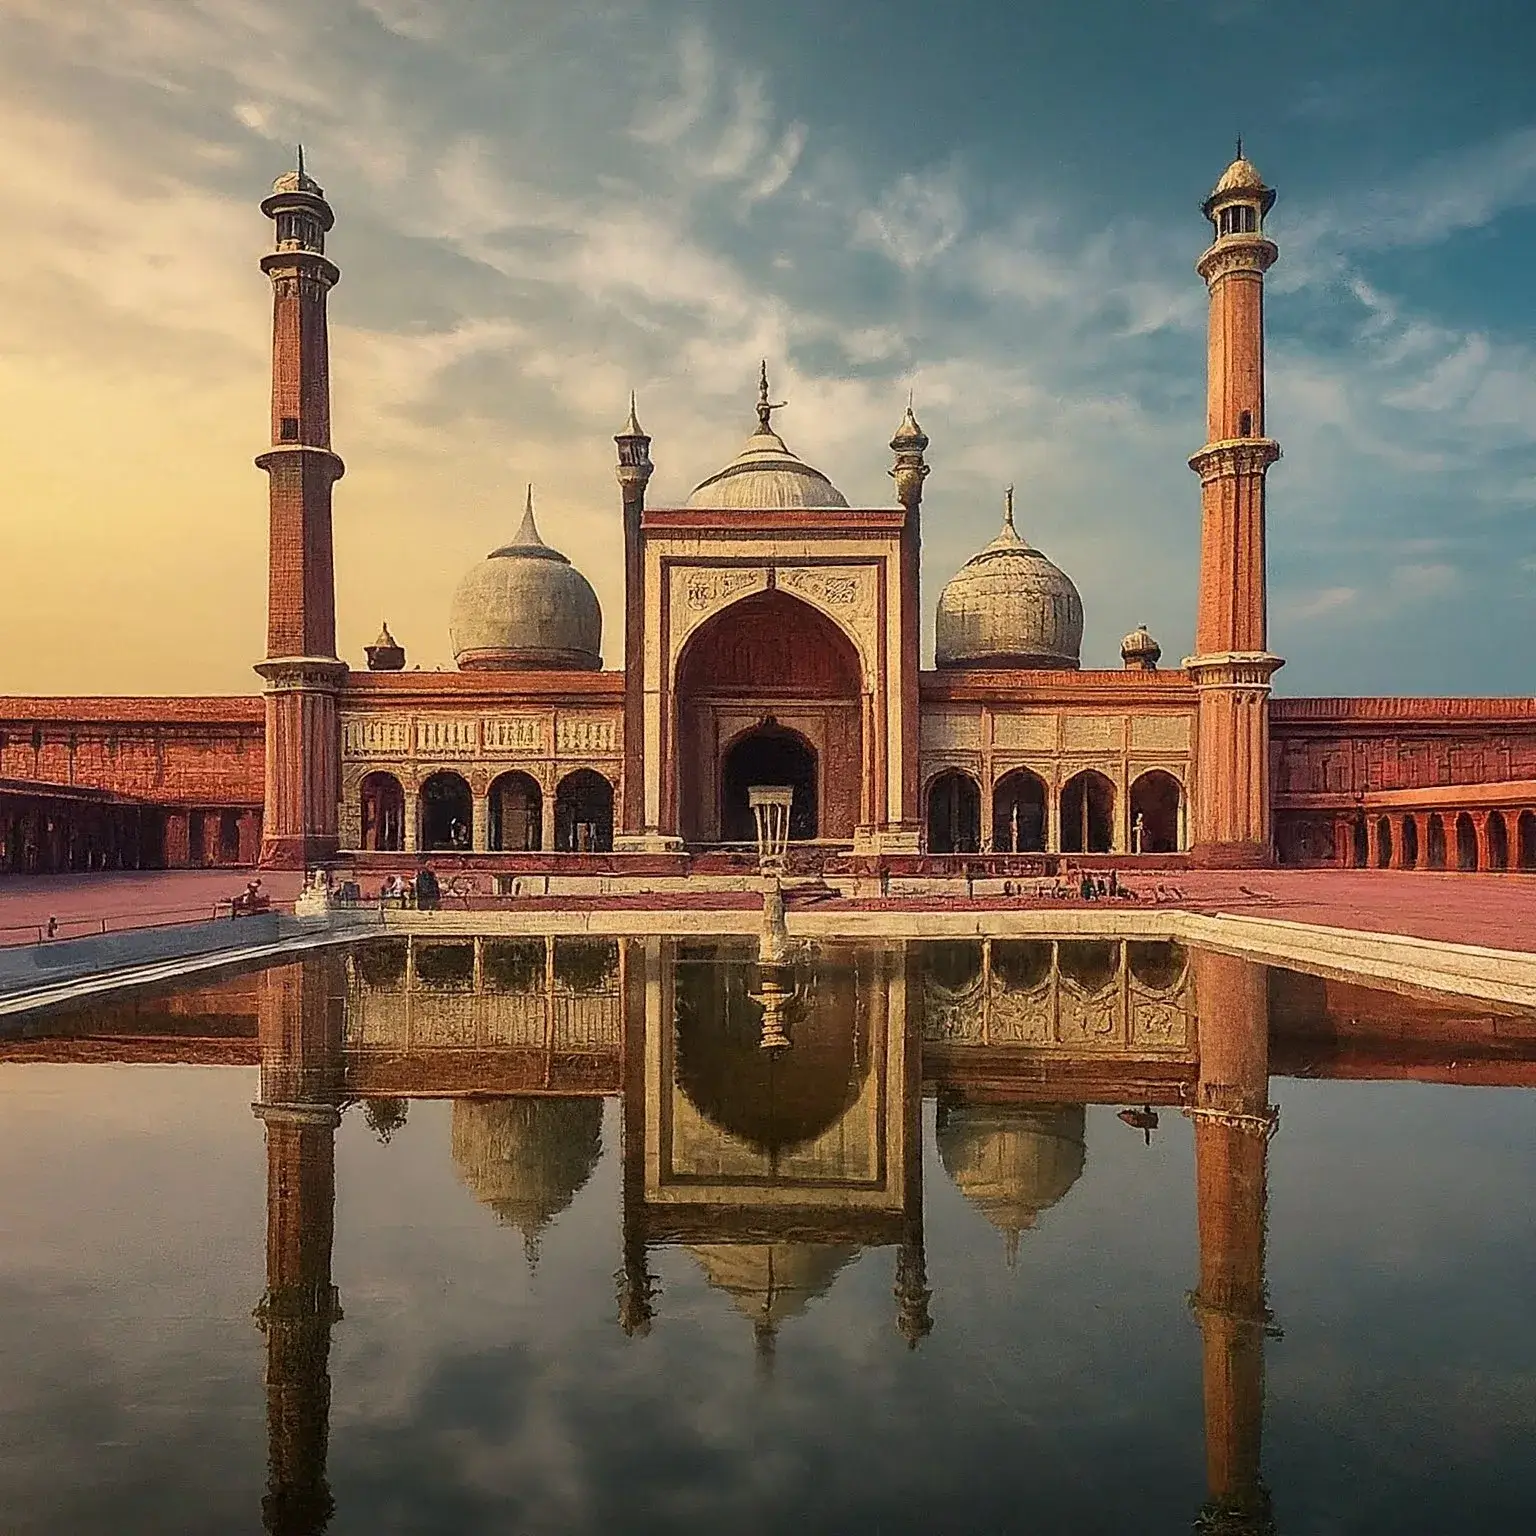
[3, 148, 1535, 878]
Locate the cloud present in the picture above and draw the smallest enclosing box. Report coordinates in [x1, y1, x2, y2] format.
[855, 168, 967, 272]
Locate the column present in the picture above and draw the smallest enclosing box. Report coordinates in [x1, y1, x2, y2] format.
[471, 793, 489, 853]
[541, 788, 558, 854]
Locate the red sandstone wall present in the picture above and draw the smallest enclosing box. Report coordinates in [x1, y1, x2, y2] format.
[0, 698, 264, 806]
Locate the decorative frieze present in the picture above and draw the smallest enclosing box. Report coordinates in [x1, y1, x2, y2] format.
[415, 717, 478, 756]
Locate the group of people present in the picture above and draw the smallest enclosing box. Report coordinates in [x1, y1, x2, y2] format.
[377, 868, 441, 910]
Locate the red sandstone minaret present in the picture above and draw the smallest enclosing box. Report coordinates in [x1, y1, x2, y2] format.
[615, 396, 653, 843]
[253, 958, 345, 1535]
[255, 150, 346, 869]
[1190, 951, 1277, 1534]
[1188, 145, 1283, 868]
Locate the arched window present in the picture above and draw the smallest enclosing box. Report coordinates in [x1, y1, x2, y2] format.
[217, 810, 241, 864]
[1375, 816, 1392, 868]
[1426, 814, 1447, 870]
[489, 772, 542, 852]
[1129, 771, 1183, 853]
[1060, 770, 1115, 854]
[926, 770, 981, 855]
[420, 771, 472, 851]
[1401, 816, 1419, 870]
[1487, 811, 1509, 871]
[360, 772, 405, 851]
[1454, 812, 1478, 872]
[1351, 817, 1368, 868]
[555, 770, 613, 853]
[992, 769, 1047, 853]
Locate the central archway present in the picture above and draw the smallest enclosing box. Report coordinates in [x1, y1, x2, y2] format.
[674, 589, 864, 845]
[721, 725, 818, 842]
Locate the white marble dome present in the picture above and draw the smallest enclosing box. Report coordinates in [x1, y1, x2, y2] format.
[687, 365, 848, 510]
[449, 490, 602, 671]
[935, 492, 1083, 670]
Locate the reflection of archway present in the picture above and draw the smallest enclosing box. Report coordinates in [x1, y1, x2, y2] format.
[361, 771, 405, 851]
[993, 769, 1047, 853]
[928, 770, 980, 854]
[489, 771, 541, 852]
[674, 590, 863, 844]
[421, 771, 471, 851]
[555, 770, 613, 852]
[1060, 771, 1114, 854]
[1455, 812, 1478, 871]
[1129, 771, 1182, 853]
[721, 726, 817, 842]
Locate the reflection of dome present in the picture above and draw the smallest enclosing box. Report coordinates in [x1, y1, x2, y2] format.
[687, 364, 848, 510]
[937, 1102, 1086, 1248]
[688, 1243, 856, 1333]
[450, 1097, 603, 1262]
[935, 490, 1083, 670]
[450, 488, 602, 670]
[674, 950, 866, 1155]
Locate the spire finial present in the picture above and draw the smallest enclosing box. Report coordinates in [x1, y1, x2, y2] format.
[297, 142, 305, 176]
[756, 360, 786, 434]
[513, 482, 545, 547]
[1004, 484, 1015, 530]
[1235, 134, 1243, 161]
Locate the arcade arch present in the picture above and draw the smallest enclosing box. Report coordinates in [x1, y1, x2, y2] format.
[555, 770, 614, 852]
[927, 770, 981, 855]
[489, 771, 542, 852]
[360, 771, 405, 852]
[993, 769, 1047, 854]
[1129, 770, 1183, 853]
[420, 771, 471, 851]
[1060, 770, 1115, 855]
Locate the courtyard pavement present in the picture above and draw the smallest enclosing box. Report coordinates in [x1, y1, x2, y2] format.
[0, 867, 1533, 953]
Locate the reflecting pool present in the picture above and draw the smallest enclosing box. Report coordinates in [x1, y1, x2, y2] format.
[2, 937, 1535, 1533]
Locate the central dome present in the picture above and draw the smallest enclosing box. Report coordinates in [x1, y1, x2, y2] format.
[687, 363, 848, 510]
[450, 488, 602, 671]
[935, 489, 1083, 670]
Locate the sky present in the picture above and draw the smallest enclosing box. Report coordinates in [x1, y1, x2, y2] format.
[0, 0, 1533, 697]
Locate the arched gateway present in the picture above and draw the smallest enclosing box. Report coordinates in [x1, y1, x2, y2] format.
[673, 590, 865, 845]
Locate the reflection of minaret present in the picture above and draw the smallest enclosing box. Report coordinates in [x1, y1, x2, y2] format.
[253, 959, 344, 1536]
[1189, 952, 1277, 1535]
[617, 938, 657, 1335]
[894, 947, 931, 1347]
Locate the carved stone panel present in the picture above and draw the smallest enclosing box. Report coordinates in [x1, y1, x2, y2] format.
[1130, 714, 1193, 754]
[776, 564, 877, 671]
[920, 710, 983, 750]
[556, 715, 618, 757]
[669, 566, 769, 653]
[992, 713, 1057, 751]
[342, 716, 410, 758]
[483, 716, 547, 756]
[416, 717, 479, 756]
[1062, 714, 1122, 753]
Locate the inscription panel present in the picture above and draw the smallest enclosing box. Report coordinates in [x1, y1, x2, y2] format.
[415, 717, 479, 756]
[483, 716, 547, 755]
[556, 716, 618, 756]
[342, 716, 410, 757]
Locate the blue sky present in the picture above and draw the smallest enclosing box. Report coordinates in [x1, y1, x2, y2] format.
[0, 0, 1532, 694]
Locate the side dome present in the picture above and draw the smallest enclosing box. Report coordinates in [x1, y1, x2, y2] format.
[449, 488, 602, 670]
[935, 489, 1083, 670]
[687, 363, 849, 510]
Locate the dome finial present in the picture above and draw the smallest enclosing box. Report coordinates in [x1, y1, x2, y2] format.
[621, 389, 642, 437]
[1004, 484, 1015, 532]
[756, 360, 786, 435]
[1235, 133, 1243, 162]
[513, 483, 546, 548]
[296, 142, 305, 177]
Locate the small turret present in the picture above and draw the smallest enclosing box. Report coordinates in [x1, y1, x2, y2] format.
[364, 622, 405, 672]
[888, 392, 930, 511]
[1120, 623, 1162, 672]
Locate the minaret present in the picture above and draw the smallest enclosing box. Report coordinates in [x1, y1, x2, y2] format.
[1187, 146, 1283, 868]
[890, 397, 930, 835]
[615, 394, 653, 844]
[253, 957, 345, 1536]
[255, 150, 347, 870]
[1189, 951, 1277, 1535]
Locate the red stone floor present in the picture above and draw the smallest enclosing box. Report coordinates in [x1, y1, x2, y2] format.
[0, 867, 1533, 953]
[0, 869, 304, 946]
